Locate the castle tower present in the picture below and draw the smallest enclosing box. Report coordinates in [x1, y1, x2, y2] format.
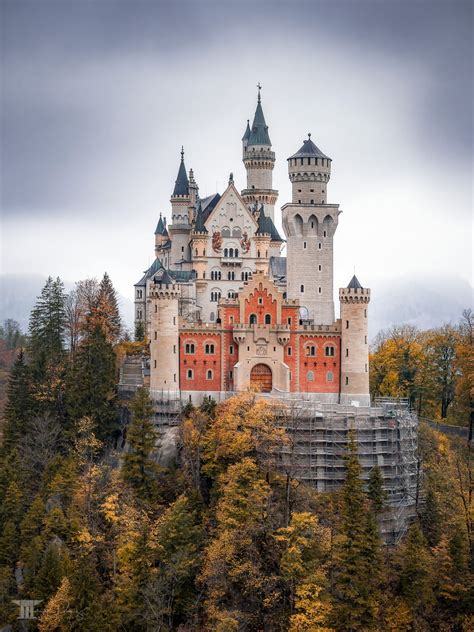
[154, 213, 167, 252]
[168, 148, 192, 269]
[282, 135, 341, 325]
[339, 275, 371, 406]
[241, 86, 278, 222]
[188, 168, 199, 210]
[149, 270, 180, 392]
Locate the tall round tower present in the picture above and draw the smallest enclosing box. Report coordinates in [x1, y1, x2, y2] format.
[241, 86, 278, 222]
[339, 275, 371, 406]
[168, 147, 192, 270]
[148, 270, 180, 393]
[282, 135, 341, 325]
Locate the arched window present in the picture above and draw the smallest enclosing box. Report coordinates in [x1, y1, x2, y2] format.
[206, 369, 213, 380]
[265, 314, 271, 324]
[305, 345, 316, 357]
[187, 369, 193, 379]
[249, 313, 257, 324]
[210, 312, 215, 322]
[235, 248, 239, 257]
[307, 371, 314, 381]
[185, 342, 195, 354]
[205, 343, 215, 355]
[224, 248, 228, 257]
[222, 227, 231, 237]
[327, 371, 334, 382]
[232, 227, 242, 238]
[325, 345, 335, 357]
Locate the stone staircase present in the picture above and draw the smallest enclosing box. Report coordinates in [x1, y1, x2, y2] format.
[119, 355, 144, 394]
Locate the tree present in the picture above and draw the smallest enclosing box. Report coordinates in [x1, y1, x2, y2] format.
[425, 325, 458, 418]
[2, 349, 34, 453]
[367, 465, 387, 513]
[121, 388, 158, 500]
[134, 320, 145, 342]
[331, 433, 383, 631]
[28, 276, 67, 373]
[0, 319, 25, 350]
[396, 524, 434, 620]
[93, 272, 122, 344]
[67, 324, 117, 442]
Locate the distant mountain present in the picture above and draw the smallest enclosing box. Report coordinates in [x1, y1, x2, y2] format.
[0, 274, 135, 333]
[0, 273, 471, 339]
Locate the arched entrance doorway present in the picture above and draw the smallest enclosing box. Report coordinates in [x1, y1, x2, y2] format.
[250, 364, 272, 393]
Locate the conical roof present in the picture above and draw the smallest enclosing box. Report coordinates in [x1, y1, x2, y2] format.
[242, 120, 251, 142]
[154, 213, 165, 235]
[288, 134, 330, 160]
[172, 147, 189, 196]
[248, 92, 271, 147]
[347, 275, 363, 289]
[255, 206, 282, 241]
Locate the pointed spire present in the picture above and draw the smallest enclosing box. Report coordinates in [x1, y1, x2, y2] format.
[242, 119, 251, 142]
[193, 201, 208, 233]
[228, 172, 234, 186]
[248, 85, 271, 147]
[172, 147, 189, 197]
[154, 212, 165, 235]
[347, 275, 363, 289]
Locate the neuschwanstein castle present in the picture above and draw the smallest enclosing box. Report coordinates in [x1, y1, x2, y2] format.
[134, 88, 371, 406]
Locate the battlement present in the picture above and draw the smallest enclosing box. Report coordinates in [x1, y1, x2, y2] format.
[339, 287, 371, 303]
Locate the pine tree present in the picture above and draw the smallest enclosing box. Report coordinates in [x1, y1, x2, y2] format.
[2, 350, 34, 453]
[29, 276, 67, 373]
[121, 388, 158, 500]
[367, 465, 387, 513]
[420, 485, 442, 547]
[397, 524, 434, 618]
[331, 433, 382, 631]
[93, 272, 122, 344]
[134, 320, 145, 342]
[67, 325, 117, 442]
[34, 542, 67, 601]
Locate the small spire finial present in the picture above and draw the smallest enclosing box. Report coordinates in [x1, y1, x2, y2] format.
[181, 146, 184, 160]
[308, 132, 311, 139]
[257, 82, 262, 102]
[229, 172, 234, 185]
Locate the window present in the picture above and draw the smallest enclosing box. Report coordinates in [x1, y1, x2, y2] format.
[287, 317, 291, 325]
[229, 345, 234, 355]
[187, 369, 193, 379]
[258, 297, 263, 305]
[365, 363, 368, 373]
[224, 248, 228, 257]
[310, 199, 314, 204]
[185, 342, 195, 354]
[325, 345, 335, 357]
[306, 345, 316, 357]
[155, 304, 157, 313]
[345, 376, 349, 385]
[229, 370, 233, 379]
[206, 369, 213, 380]
[318, 265, 322, 271]
[154, 331, 157, 340]
[249, 314, 257, 324]
[346, 348, 349, 357]
[303, 241, 307, 249]
[205, 343, 215, 354]
[173, 345, 176, 354]
[210, 312, 215, 322]
[318, 242, 322, 250]
[195, 248, 198, 256]
[323, 230, 327, 237]
[265, 314, 271, 324]
[327, 371, 334, 382]
[364, 309, 367, 318]
[136, 289, 143, 299]
[257, 250, 261, 258]
[365, 335, 367, 344]
[173, 316, 176, 325]
[154, 360, 156, 368]
[300, 284, 304, 293]
[287, 347, 292, 356]
[318, 287, 322, 294]
[137, 309, 143, 319]
[346, 320, 349, 329]
[307, 371, 314, 381]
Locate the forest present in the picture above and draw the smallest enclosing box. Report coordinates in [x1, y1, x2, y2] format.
[0, 275, 472, 631]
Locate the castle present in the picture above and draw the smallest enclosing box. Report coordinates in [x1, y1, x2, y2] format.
[134, 87, 371, 406]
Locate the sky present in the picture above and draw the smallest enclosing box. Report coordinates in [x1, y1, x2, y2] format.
[1, 0, 472, 303]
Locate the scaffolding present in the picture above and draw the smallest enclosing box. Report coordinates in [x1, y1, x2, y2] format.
[274, 397, 419, 544]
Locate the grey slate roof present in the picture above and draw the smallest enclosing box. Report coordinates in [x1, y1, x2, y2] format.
[154, 214, 165, 235]
[153, 268, 174, 285]
[193, 201, 208, 233]
[172, 150, 189, 196]
[248, 97, 271, 147]
[269, 256, 287, 279]
[200, 193, 221, 224]
[347, 275, 363, 289]
[242, 120, 251, 142]
[135, 258, 164, 286]
[289, 135, 330, 160]
[256, 206, 283, 241]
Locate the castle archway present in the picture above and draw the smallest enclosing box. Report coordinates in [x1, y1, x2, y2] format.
[250, 363, 272, 393]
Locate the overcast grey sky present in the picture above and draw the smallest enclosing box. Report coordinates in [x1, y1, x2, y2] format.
[1, 0, 472, 301]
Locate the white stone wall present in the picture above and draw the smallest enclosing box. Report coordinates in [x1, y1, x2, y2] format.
[340, 287, 371, 404]
[149, 286, 180, 391]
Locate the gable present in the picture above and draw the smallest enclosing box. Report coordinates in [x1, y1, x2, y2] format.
[205, 183, 257, 238]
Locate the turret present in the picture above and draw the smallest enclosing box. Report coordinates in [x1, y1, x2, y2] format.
[148, 269, 180, 392]
[241, 86, 278, 222]
[154, 213, 167, 251]
[339, 276, 371, 406]
[282, 134, 340, 325]
[168, 147, 192, 270]
[191, 201, 209, 284]
[188, 168, 199, 210]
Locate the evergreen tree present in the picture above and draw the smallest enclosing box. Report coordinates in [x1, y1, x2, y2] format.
[134, 320, 145, 342]
[367, 465, 387, 513]
[29, 276, 67, 373]
[93, 272, 122, 344]
[67, 325, 117, 442]
[331, 433, 383, 631]
[420, 485, 442, 547]
[396, 524, 434, 619]
[121, 388, 158, 500]
[2, 350, 34, 453]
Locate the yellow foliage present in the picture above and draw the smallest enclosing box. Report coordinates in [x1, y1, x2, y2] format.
[289, 583, 334, 632]
[38, 576, 72, 631]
